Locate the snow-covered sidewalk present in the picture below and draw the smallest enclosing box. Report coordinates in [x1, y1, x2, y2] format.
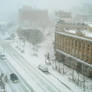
[49, 66, 82, 92]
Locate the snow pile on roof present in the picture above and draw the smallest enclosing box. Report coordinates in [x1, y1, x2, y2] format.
[64, 29, 76, 34]
[64, 29, 92, 38]
[88, 24, 92, 27]
[82, 30, 92, 38]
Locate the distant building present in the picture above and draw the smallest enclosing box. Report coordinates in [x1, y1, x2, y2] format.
[55, 11, 72, 23]
[73, 14, 88, 23]
[19, 6, 53, 29]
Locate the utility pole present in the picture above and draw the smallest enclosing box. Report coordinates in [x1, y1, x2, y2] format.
[82, 64, 86, 92]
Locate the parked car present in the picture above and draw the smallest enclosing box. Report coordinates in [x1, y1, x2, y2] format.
[38, 65, 49, 73]
[10, 73, 19, 83]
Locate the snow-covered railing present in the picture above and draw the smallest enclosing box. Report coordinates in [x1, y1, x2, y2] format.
[56, 49, 92, 68]
[55, 31, 92, 43]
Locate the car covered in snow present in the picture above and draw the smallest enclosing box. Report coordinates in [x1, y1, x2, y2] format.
[10, 73, 19, 83]
[38, 65, 49, 73]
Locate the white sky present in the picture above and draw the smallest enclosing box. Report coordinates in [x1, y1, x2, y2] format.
[0, 0, 92, 21]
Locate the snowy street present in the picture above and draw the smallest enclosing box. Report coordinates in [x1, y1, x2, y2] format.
[0, 59, 29, 92]
[0, 47, 35, 91]
[0, 39, 74, 92]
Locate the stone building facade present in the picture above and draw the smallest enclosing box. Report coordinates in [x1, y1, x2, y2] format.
[55, 23, 92, 77]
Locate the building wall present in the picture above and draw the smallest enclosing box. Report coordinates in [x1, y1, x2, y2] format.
[55, 32, 92, 77]
[55, 32, 92, 64]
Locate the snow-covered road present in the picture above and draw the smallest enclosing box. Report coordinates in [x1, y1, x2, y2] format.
[0, 40, 73, 92]
[0, 54, 30, 92]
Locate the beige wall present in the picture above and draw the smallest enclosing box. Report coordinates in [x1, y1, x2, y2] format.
[55, 33, 92, 64]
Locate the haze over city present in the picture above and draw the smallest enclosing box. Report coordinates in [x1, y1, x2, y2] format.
[0, 0, 92, 21]
[0, 0, 92, 92]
